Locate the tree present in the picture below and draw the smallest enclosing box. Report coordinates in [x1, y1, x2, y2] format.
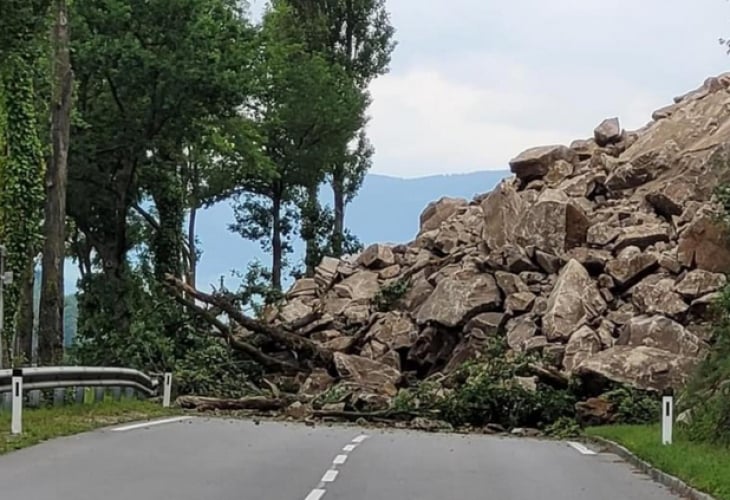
[231, 2, 364, 290]
[0, 0, 50, 366]
[287, 0, 396, 256]
[68, 0, 256, 346]
[38, 0, 73, 365]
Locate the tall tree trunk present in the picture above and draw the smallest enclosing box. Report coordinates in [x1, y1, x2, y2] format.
[302, 182, 320, 276]
[39, 0, 72, 365]
[187, 204, 197, 289]
[331, 166, 345, 257]
[271, 194, 282, 291]
[16, 259, 36, 365]
[151, 168, 184, 281]
[0, 52, 45, 368]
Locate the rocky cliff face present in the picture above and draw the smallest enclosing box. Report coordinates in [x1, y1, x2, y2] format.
[270, 74, 730, 411]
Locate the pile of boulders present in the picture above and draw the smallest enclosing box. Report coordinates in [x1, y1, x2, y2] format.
[268, 73, 730, 412]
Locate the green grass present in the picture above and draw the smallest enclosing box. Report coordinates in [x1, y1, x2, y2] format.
[0, 399, 179, 455]
[586, 425, 730, 499]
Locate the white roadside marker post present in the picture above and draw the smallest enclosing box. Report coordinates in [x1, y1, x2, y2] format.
[662, 389, 673, 446]
[162, 372, 172, 408]
[11, 368, 23, 435]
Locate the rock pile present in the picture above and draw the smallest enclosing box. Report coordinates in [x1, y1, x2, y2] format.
[267, 74, 730, 411]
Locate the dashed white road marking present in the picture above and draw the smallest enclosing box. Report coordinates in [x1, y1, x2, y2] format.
[303, 433, 369, 500]
[304, 489, 326, 500]
[568, 441, 597, 455]
[321, 470, 339, 483]
[111, 417, 191, 432]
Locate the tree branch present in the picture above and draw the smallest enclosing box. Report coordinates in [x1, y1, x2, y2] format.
[164, 275, 334, 368]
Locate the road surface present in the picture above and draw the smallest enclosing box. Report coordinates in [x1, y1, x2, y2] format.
[0, 417, 678, 499]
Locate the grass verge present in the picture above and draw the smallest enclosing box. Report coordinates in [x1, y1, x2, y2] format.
[0, 399, 179, 455]
[586, 425, 730, 499]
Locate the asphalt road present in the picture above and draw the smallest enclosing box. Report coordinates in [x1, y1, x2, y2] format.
[0, 417, 678, 500]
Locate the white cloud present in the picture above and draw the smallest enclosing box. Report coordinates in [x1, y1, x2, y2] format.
[365, 0, 730, 177]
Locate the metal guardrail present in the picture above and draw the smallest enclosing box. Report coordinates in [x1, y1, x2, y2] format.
[0, 366, 159, 397]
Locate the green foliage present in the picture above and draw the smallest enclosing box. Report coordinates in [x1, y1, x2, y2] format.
[174, 340, 260, 398]
[545, 417, 582, 439]
[313, 383, 351, 407]
[373, 278, 409, 312]
[603, 387, 661, 425]
[392, 380, 444, 412]
[683, 184, 730, 445]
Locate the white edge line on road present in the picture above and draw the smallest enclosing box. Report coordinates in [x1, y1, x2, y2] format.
[343, 444, 357, 452]
[568, 441, 597, 455]
[333, 454, 348, 465]
[111, 416, 191, 432]
[321, 470, 339, 483]
[304, 489, 326, 500]
[352, 434, 368, 443]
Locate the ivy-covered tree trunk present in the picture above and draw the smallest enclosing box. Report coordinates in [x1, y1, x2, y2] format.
[39, 0, 73, 365]
[151, 167, 185, 281]
[0, 52, 45, 366]
[16, 259, 36, 363]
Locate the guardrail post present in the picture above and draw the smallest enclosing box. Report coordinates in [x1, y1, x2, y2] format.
[163, 372, 172, 408]
[11, 368, 22, 435]
[662, 389, 673, 445]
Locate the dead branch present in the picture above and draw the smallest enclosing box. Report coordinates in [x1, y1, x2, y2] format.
[169, 286, 304, 374]
[177, 395, 295, 412]
[165, 275, 334, 368]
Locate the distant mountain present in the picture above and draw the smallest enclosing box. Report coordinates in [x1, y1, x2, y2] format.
[194, 171, 509, 289]
[59, 170, 509, 342]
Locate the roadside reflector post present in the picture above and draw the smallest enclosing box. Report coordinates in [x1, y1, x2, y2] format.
[11, 368, 22, 435]
[163, 372, 172, 408]
[662, 388, 673, 445]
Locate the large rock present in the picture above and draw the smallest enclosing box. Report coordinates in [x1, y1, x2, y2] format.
[678, 215, 730, 273]
[494, 271, 529, 295]
[509, 145, 577, 181]
[618, 315, 702, 356]
[543, 260, 606, 341]
[514, 189, 590, 255]
[279, 299, 313, 324]
[334, 271, 381, 301]
[416, 271, 501, 327]
[358, 244, 396, 269]
[315, 257, 340, 290]
[481, 181, 525, 250]
[334, 353, 401, 397]
[464, 312, 506, 336]
[575, 346, 699, 391]
[631, 277, 689, 319]
[563, 326, 602, 373]
[614, 224, 671, 251]
[675, 270, 727, 300]
[605, 162, 656, 191]
[605, 246, 658, 288]
[419, 197, 468, 233]
[367, 312, 418, 351]
[287, 279, 318, 298]
[506, 316, 538, 351]
[505, 292, 536, 314]
[444, 329, 492, 373]
[594, 117, 622, 147]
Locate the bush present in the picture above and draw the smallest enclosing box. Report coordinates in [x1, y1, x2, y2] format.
[545, 417, 582, 439]
[603, 387, 661, 425]
[683, 284, 730, 445]
[436, 343, 576, 429]
[373, 278, 409, 312]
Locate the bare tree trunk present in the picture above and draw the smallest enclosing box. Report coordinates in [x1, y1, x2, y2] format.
[332, 170, 345, 256]
[187, 204, 197, 288]
[271, 195, 282, 291]
[39, 0, 72, 365]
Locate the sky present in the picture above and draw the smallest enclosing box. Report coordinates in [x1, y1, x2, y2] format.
[253, 0, 730, 177]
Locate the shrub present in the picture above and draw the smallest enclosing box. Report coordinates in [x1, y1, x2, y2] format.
[373, 278, 409, 312]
